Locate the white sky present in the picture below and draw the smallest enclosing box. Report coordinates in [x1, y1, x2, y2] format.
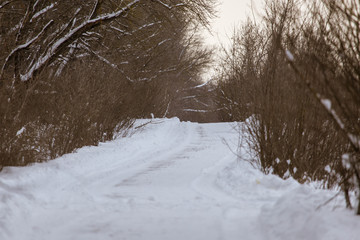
[201, 0, 264, 79]
[204, 0, 263, 47]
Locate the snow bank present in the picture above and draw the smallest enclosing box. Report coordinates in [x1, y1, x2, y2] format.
[0, 118, 186, 240]
[216, 160, 300, 215]
[259, 184, 360, 240]
[1, 118, 359, 240]
[216, 160, 360, 240]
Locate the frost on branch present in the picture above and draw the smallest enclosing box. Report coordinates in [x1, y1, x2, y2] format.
[285, 49, 294, 61]
[318, 95, 360, 150]
[30, 3, 56, 22]
[320, 98, 332, 111]
[15, 0, 140, 82]
[0, 0, 217, 169]
[342, 154, 352, 170]
[1, 20, 54, 79]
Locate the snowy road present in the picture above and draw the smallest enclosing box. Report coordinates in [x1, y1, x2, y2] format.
[1, 118, 359, 240]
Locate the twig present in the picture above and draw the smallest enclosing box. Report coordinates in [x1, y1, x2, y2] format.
[316, 191, 341, 211]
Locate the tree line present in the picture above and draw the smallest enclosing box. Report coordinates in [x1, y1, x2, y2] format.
[0, 0, 216, 168]
[215, 0, 360, 214]
[1, 0, 359, 215]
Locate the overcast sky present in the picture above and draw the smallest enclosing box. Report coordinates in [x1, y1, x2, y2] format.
[204, 0, 263, 47]
[200, 0, 263, 79]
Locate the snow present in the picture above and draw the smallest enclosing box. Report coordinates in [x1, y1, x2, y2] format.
[16, 127, 26, 136]
[318, 96, 360, 150]
[342, 153, 352, 170]
[283, 169, 291, 179]
[0, 118, 359, 240]
[191, 78, 213, 89]
[183, 109, 210, 113]
[348, 133, 360, 150]
[19, 0, 140, 82]
[285, 49, 294, 61]
[154, 1, 185, 10]
[0, 1, 10, 9]
[1, 20, 53, 78]
[30, 3, 55, 22]
[321, 98, 332, 111]
[260, 186, 360, 240]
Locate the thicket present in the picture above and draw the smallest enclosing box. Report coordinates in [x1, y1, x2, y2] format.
[0, 0, 216, 169]
[216, 0, 360, 214]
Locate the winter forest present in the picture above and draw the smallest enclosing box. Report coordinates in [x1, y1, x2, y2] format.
[0, 0, 360, 239]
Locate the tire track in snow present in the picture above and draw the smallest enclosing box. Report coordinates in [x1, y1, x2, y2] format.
[0, 119, 247, 240]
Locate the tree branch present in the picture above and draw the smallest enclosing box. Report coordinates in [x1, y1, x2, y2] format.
[284, 49, 360, 152]
[0, 20, 54, 79]
[19, 0, 140, 82]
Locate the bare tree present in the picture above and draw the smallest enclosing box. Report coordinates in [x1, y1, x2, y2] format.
[215, 0, 349, 191]
[283, 0, 360, 214]
[0, 0, 216, 168]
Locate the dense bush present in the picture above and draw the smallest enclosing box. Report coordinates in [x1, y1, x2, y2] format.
[215, 0, 359, 212]
[0, 0, 216, 168]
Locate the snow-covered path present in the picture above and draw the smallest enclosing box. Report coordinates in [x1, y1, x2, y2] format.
[1, 118, 359, 240]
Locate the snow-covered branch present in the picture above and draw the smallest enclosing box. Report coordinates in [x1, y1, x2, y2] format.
[1, 20, 54, 79]
[0, 0, 11, 10]
[30, 3, 56, 22]
[19, 0, 140, 82]
[285, 49, 360, 152]
[89, 0, 101, 20]
[190, 78, 213, 89]
[153, 0, 185, 10]
[183, 109, 211, 113]
[79, 41, 135, 83]
[110, 25, 130, 35]
[320, 97, 360, 150]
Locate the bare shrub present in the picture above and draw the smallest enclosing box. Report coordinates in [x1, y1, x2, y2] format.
[0, 0, 216, 168]
[215, 0, 349, 188]
[283, 0, 360, 213]
[216, 0, 360, 213]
